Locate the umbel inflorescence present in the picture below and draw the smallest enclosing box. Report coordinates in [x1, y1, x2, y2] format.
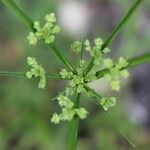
[27, 13, 129, 124]
[27, 13, 60, 45]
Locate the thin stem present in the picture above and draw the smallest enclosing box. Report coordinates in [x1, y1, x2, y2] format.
[96, 53, 150, 79]
[1, 0, 34, 30]
[46, 73, 65, 80]
[84, 0, 143, 76]
[84, 85, 135, 148]
[68, 93, 81, 150]
[80, 34, 84, 61]
[0, 71, 64, 80]
[1, 0, 74, 71]
[103, 0, 143, 48]
[0, 71, 26, 78]
[48, 44, 74, 71]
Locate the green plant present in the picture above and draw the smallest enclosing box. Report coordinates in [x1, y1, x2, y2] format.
[1, 0, 150, 149]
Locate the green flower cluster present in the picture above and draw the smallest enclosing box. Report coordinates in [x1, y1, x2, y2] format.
[84, 38, 110, 65]
[51, 94, 88, 124]
[100, 97, 117, 111]
[27, 13, 60, 45]
[71, 41, 82, 53]
[55, 38, 124, 117]
[26, 57, 46, 89]
[60, 60, 86, 93]
[103, 57, 129, 91]
[60, 69, 73, 79]
[26, 30, 129, 123]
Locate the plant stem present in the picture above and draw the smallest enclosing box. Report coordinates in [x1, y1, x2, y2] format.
[1, 0, 74, 71]
[68, 93, 81, 150]
[49, 44, 74, 71]
[84, 85, 135, 148]
[0, 71, 63, 80]
[0, 71, 26, 78]
[95, 53, 150, 79]
[1, 0, 34, 30]
[103, 0, 143, 48]
[84, 0, 143, 76]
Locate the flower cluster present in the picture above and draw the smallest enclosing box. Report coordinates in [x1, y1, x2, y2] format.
[100, 97, 117, 111]
[60, 60, 86, 94]
[103, 57, 129, 91]
[26, 57, 46, 89]
[84, 38, 110, 65]
[26, 25, 129, 123]
[27, 13, 60, 46]
[51, 38, 124, 121]
[51, 94, 88, 124]
[71, 41, 82, 53]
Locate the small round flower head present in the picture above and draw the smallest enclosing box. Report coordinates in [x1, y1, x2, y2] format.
[103, 57, 129, 91]
[57, 94, 74, 109]
[103, 47, 110, 54]
[34, 21, 41, 30]
[75, 108, 88, 119]
[120, 70, 129, 78]
[103, 58, 113, 69]
[84, 39, 91, 51]
[61, 108, 75, 121]
[26, 57, 46, 89]
[27, 13, 60, 46]
[52, 25, 61, 34]
[27, 32, 37, 46]
[26, 71, 33, 79]
[94, 38, 103, 46]
[100, 97, 117, 111]
[51, 113, 60, 124]
[27, 57, 36, 66]
[71, 41, 82, 53]
[60, 69, 73, 79]
[45, 35, 55, 44]
[84, 38, 104, 65]
[45, 13, 56, 23]
[39, 76, 46, 89]
[117, 57, 129, 69]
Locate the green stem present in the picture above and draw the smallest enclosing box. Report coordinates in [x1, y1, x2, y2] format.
[102, 0, 143, 48]
[96, 53, 150, 79]
[1, 0, 74, 71]
[1, 0, 34, 30]
[0, 71, 63, 80]
[84, 85, 135, 148]
[49, 44, 74, 71]
[84, 0, 143, 76]
[68, 93, 81, 150]
[0, 71, 26, 78]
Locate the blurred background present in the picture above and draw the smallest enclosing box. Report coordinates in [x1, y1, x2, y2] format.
[0, 0, 150, 149]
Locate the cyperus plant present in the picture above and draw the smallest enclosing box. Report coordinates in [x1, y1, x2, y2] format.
[1, 0, 150, 149]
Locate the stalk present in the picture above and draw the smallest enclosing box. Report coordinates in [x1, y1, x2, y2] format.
[1, 0, 34, 30]
[0, 71, 63, 80]
[68, 93, 81, 150]
[84, 0, 143, 75]
[84, 85, 135, 148]
[49, 44, 74, 71]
